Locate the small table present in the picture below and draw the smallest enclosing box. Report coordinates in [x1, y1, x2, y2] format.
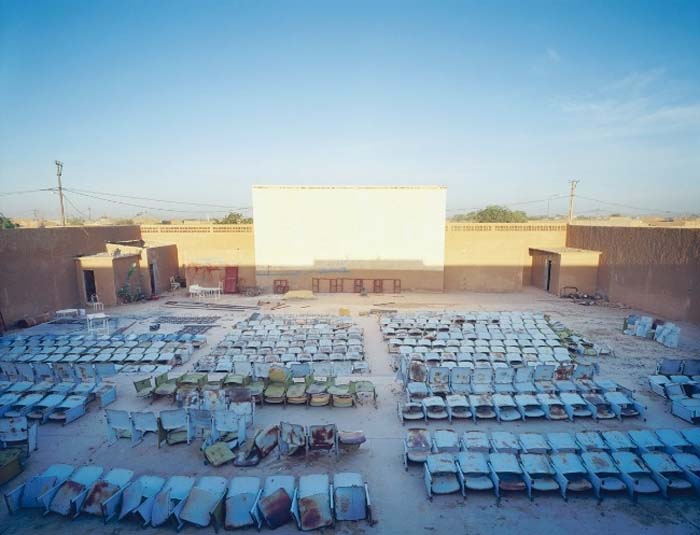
[87, 312, 110, 335]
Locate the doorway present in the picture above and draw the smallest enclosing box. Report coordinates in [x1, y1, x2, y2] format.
[148, 264, 156, 295]
[83, 270, 97, 302]
[545, 259, 553, 292]
[224, 266, 238, 294]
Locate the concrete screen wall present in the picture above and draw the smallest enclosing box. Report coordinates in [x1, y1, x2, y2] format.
[252, 186, 447, 291]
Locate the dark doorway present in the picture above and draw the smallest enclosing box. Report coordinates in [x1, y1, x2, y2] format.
[148, 264, 156, 294]
[545, 259, 552, 292]
[83, 270, 97, 302]
[224, 266, 238, 294]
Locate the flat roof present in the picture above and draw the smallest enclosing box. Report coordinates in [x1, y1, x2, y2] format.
[529, 247, 601, 255]
[75, 252, 141, 259]
[252, 185, 446, 190]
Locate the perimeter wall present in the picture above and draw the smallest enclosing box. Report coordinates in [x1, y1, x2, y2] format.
[567, 225, 700, 323]
[0, 225, 141, 325]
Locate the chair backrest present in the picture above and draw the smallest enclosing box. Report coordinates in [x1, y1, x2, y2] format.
[429, 366, 449, 385]
[268, 366, 290, 384]
[253, 362, 270, 379]
[16, 363, 35, 382]
[312, 362, 333, 379]
[534, 364, 554, 381]
[514, 366, 533, 382]
[494, 367, 514, 384]
[54, 362, 76, 382]
[450, 366, 472, 385]
[154, 372, 170, 387]
[408, 360, 427, 383]
[160, 408, 187, 430]
[290, 362, 311, 378]
[573, 364, 595, 380]
[213, 409, 240, 432]
[106, 409, 132, 430]
[233, 361, 253, 376]
[0, 416, 28, 440]
[0, 362, 18, 380]
[307, 423, 337, 450]
[34, 362, 55, 381]
[333, 361, 353, 377]
[188, 408, 212, 429]
[132, 411, 158, 432]
[133, 377, 153, 393]
[76, 363, 97, 383]
[472, 367, 492, 384]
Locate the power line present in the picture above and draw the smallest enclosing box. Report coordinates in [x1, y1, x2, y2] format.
[65, 189, 240, 215]
[63, 187, 249, 211]
[0, 188, 55, 196]
[62, 192, 90, 220]
[446, 193, 568, 213]
[575, 195, 681, 215]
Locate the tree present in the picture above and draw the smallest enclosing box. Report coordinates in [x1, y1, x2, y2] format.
[67, 217, 85, 226]
[0, 215, 18, 229]
[451, 205, 528, 223]
[215, 212, 253, 224]
[115, 218, 134, 225]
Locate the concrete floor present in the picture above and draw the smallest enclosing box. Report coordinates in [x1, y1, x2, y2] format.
[2, 288, 700, 534]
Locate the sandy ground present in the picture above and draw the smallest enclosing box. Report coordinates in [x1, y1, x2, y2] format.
[2, 287, 700, 535]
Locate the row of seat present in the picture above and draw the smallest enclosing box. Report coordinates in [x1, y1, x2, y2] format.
[406, 428, 700, 501]
[105, 405, 254, 450]
[423, 449, 700, 501]
[0, 346, 193, 366]
[5, 465, 373, 531]
[0, 333, 206, 358]
[380, 310, 552, 328]
[0, 332, 206, 344]
[402, 361, 600, 396]
[399, 390, 644, 423]
[403, 428, 700, 458]
[394, 352, 573, 373]
[196, 351, 367, 370]
[388, 335, 565, 347]
[134, 368, 378, 408]
[222, 331, 363, 344]
[0, 381, 116, 424]
[655, 358, 700, 379]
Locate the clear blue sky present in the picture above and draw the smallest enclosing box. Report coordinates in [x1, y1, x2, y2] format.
[1, 0, 699, 220]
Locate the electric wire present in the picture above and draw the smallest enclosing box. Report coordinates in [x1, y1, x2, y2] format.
[63, 187, 249, 211]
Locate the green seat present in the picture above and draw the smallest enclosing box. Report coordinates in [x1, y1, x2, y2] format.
[153, 373, 177, 399]
[264, 383, 287, 404]
[133, 377, 154, 398]
[286, 381, 309, 405]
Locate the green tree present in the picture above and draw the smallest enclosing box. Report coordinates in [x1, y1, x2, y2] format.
[115, 218, 134, 225]
[451, 205, 528, 223]
[0, 215, 18, 229]
[215, 212, 253, 224]
[67, 217, 85, 226]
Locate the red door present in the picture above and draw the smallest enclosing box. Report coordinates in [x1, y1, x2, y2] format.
[224, 267, 238, 294]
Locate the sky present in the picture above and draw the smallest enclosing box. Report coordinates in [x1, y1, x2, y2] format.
[1, 0, 699, 220]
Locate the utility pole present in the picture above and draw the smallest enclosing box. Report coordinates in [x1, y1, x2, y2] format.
[55, 160, 66, 226]
[567, 179, 579, 224]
